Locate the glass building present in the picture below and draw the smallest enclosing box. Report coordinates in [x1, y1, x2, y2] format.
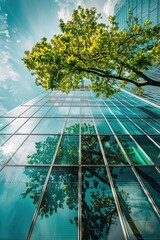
[0, 87, 160, 239]
[114, 0, 160, 29]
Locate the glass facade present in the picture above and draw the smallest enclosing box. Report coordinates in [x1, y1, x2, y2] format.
[0, 88, 160, 239]
[114, 0, 160, 28]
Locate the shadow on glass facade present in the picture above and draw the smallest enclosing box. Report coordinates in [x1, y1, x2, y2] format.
[0, 88, 160, 239]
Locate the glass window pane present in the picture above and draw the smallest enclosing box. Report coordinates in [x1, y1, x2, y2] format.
[46, 107, 69, 117]
[5, 106, 30, 117]
[107, 119, 127, 134]
[110, 107, 123, 117]
[23, 92, 49, 105]
[82, 167, 124, 239]
[31, 167, 78, 239]
[0, 118, 15, 130]
[133, 136, 160, 165]
[0, 118, 28, 134]
[81, 119, 96, 134]
[144, 119, 160, 133]
[64, 118, 80, 134]
[20, 107, 40, 117]
[81, 135, 104, 164]
[17, 118, 41, 134]
[91, 107, 102, 117]
[135, 166, 160, 209]
[132, 119, 159, 134]
[34, 98, 48, 105]
[150, 135, 160, 145]
[121, 119, 143, 134]
[138, 106, 160, 119]
[81, 107, 91, 117]
[118, 136, 151, 165]
[33, 107, 50, 117]
[111, 167, 160, 240]
[95, 118, 112, 134]
[33, 118, 66, 134]
[9, 135, 60, 165]
[55, 136, 79, 164]
[69, 107, 80, 117]
[128, 108, 148, 118]
[142, 0, 149, 13]
[0, 135, 27, 164]
[0, 166, 49, 239]
[100, 107, 114, 117]
[0, 135, 11, 146]
[100, 135, 128, 165]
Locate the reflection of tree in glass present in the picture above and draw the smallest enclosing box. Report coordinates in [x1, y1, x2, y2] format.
[55, 136, 79, 164]
[81, 135, 103, 164]
[27, 136, 59, 164]
[21, 124, 142, 239]
[81, 122, 96, 134]
[64, 121, 96, 134]
[39, 167, 78, 219]
[101, 136, 129, 165]
[82, 167, 119, 239]
[64, 123, 80, 134]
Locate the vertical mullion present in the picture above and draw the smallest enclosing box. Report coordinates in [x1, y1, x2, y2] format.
[76, 90, 82, 240]
[78, 90, 82, 240]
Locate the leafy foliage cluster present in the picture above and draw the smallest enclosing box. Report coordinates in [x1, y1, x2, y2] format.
[23, 6, 160, 97]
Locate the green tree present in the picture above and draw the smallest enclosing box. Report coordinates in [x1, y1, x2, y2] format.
[22, 6, 160, 97]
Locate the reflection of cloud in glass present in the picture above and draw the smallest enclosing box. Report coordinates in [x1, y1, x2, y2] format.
[10, 135, 59, 165]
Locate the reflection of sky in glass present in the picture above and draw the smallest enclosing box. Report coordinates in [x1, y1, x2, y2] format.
[0, 118, 28, 134]
[0, 118, 15, 130]
[111, 167, 160, 240]
[0, 135, 27, 164]
[33, 118, 66, 134]
[31, 167, 78, 239]
[0, 166, 49, 239]
[9, 135, 60, 165]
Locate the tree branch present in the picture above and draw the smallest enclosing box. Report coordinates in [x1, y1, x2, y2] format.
[81, 68, 144, 86]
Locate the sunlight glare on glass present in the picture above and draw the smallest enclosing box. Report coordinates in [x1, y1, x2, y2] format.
[0, 143, 15, 155]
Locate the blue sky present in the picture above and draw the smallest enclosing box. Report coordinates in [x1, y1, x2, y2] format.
[0, 0, 118, 115]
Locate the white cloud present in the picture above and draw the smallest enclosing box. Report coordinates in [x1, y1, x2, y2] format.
[58, 5, 71, 22]
[0, 104, 8, 116]
[54, 0, 86, 22]
[12, 28, 18, 34]
[103, 0, 118, 16]
[0, 12, 19, 83]
[0, 52, 19, 82]
[16, 39, 21, 44]
[0, 29, 10, 37]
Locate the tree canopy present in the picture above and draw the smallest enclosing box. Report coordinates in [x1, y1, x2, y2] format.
[22, 6, 160, 97]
